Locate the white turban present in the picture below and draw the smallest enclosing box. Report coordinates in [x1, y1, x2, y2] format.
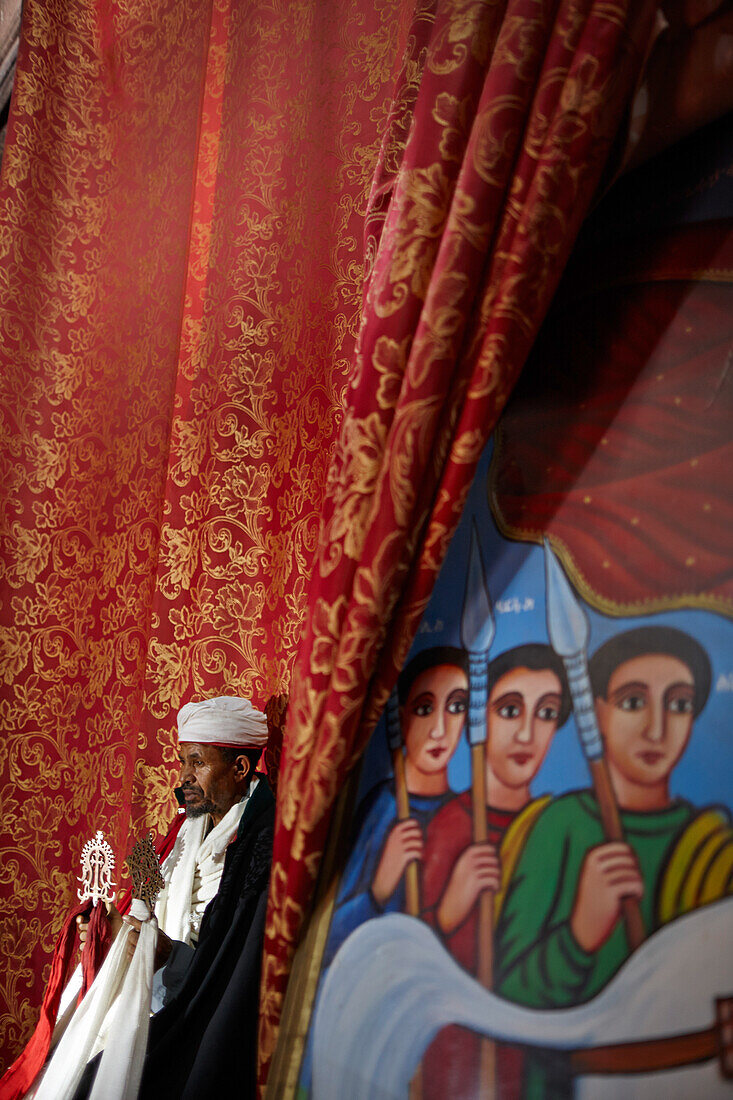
[176, 696, 268, 748]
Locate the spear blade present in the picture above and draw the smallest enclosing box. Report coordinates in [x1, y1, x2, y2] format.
[544, 538, 602, 760]
[461, 524, 495, 656]
[544, 538, 589, 657]
[461, 523, 494, 747]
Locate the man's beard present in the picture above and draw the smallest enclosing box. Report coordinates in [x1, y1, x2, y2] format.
[181, 786, 217, 819]
[186, 800, 217, 818]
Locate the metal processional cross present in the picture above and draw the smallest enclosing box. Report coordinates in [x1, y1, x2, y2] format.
[125, 833, 165, 912]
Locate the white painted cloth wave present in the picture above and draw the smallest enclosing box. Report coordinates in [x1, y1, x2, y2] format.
[312, 899, 733, 1100]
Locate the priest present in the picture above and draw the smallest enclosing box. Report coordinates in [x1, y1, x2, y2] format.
[73, 694, 275, 1099]
[76, 695, 271, 1012]
[137, 696, 272, 1011]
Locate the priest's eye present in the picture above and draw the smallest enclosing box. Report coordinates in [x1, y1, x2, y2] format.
[498, 703, 521, 719]
[446, 694, 468, 715]
[537, 705, 559, 722]
[667, 695, 693, 715]
[618, 694, 645, 712]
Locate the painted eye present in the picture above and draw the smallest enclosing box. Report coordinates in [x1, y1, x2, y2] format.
[618, 695, 645, 711]
[498, 703, 521, 719]
[537, 705, 559, 722]
[446, 696, 468, 715]
[668, 696, 693, 714]
[413, 702, 434, 717]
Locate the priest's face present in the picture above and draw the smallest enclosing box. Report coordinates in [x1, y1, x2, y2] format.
[596, 653, 695, 798]
[177, 742, 247, 824]
[486, 667, 562, 792]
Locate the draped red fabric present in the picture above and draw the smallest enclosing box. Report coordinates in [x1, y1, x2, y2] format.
[0, 902, 90, 1100]
[78, 902, 112, 1000]
[0, 812, 184, 1096]
[0, 0, 407, 1069]
[260, 0, 658, 1083]
[0, 0, 210, 1066]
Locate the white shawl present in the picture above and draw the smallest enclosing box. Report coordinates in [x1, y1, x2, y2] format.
[156, 776, 258, 944]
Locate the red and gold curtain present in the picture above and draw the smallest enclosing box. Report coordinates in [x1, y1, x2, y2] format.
[0, 0, 661, 1085]
[0, 0, 409, 1069]
[260, 0, 658, 1084]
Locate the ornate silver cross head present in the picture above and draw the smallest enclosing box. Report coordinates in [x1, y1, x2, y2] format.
[78, 830, 116, 905]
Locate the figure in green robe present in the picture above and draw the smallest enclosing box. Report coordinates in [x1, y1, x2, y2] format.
[495, 626, 733, 1099]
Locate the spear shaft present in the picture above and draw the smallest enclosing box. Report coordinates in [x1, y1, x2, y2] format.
[386, 688, 420, 916]
[461, 527, 496, 1094]
[545, 543, 645, 951]
[386, 686, 423, 1100]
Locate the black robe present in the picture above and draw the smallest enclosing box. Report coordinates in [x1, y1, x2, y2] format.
[75, 776, 275, 1099]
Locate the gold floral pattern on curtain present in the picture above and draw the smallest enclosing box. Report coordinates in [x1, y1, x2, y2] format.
[0, 0, 408, 1068]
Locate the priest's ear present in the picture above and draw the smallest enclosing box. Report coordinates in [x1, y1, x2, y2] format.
[233, 753, 252, 784]
[234, 746, 263, 784]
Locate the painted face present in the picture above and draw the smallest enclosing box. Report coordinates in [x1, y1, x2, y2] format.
[402, 664, 469, 777]
[596, 653, 695, 790]
[486, 667, 562, 790]
[177, 742, 243, 820]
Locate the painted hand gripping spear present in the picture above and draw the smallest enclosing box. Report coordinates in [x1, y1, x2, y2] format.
[460, 523, 496, 1093]
[544, 539, 645, 951]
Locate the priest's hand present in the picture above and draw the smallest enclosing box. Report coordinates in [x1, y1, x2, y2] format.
[437, 843, 501, 936]
[76, 913, 90, 948]
[104, 901, 124, 941]
[371, 819, 424, 907]
[570, 842, 644, 954]
[122, 915, 174, 971]
[76, 900, 124, 948]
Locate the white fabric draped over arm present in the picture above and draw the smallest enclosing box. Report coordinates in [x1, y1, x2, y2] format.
[35, 899, 156, 1100]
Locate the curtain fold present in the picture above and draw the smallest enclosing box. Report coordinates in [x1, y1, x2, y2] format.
[260, 0, 658, 1084]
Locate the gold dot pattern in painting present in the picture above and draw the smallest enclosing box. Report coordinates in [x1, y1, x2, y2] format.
[491, 224, 733, 618]
[259, 0, 659, 1085]
[0, 0, 407, 1074]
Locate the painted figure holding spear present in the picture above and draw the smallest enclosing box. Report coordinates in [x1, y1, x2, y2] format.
[323, 646, 469, 966]
[420, 532, 572, 1100]
[494, 544, 725, 1098]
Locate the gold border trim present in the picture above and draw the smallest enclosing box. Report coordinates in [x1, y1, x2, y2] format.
[265, 763, 363, 1099]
